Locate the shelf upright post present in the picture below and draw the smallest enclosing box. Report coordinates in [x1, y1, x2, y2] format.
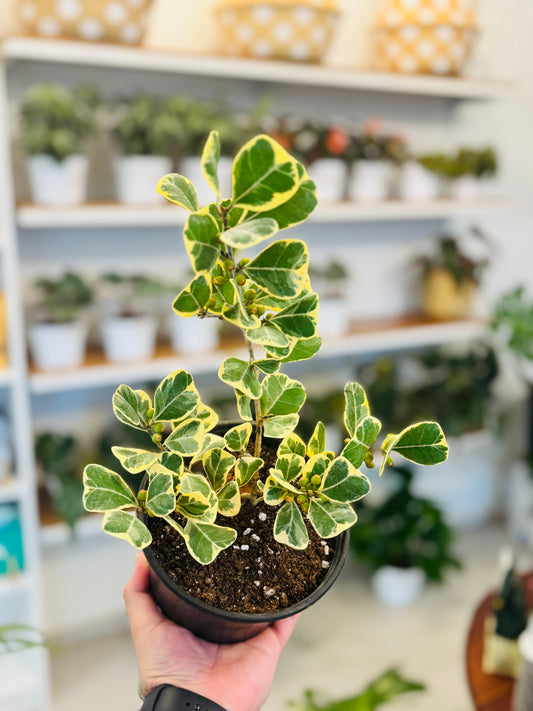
[0, 57, 51, 709]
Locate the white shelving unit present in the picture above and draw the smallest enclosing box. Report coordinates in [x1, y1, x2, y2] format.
[0, 34, 511, 711]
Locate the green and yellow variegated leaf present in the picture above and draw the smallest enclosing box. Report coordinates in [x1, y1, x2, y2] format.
[261, 339, 292, 360]
[146, 472, 176, 516]
[320, 457, 371, 503]
[112, 385, 152, 431]
[184, 212, 221, 273]
[308, 422, 326, 457]
[277, 433, 306, 458]
[194, 401, 219, 432]
[102, 511, 152, 549]
[344, 382, 370, 438]
[220, 217, 279, 249]
[235, 455, 263, 486]
[156, 173, 198, 212]
[83, 464, 137, 512]
[308, 499, 356, 539]
[253, 163, 317, 229]
[254, 359, 280, 374]
[342, 415, 381, 468]
[175, 492, 212, 519]
[219, 357, 261, 399]
[232, 134, 299, 212]
[189, 433, 226, 465]
[165, 418, 204, 456]
[245, 323, 289, 349]
[201, 130, 221, 199]
[260, 373, 306, 417]
[111, 447, 159, 474]
[209, 262, 238, 312]
[154, 370, 198, 423]
[263, 475, 288, 506]
[184, 520, 237, 564]
[236, 391, 253, 421]
[172, 275, 211, 317]
[203, 448, 236, 490]
[178, 472, 212, 498]
[263, 414, 299, 438]
[379, 421, 448, 475]
[273, 501, 309, 550]
[271, 292, 318, 339]
[217, 480, 240, 516]
[222, 302, 261, 330]
[301, 453, 330, 481]
[274, 453, 304, 482]
[148, 452, 184, 489]
[243, 240, 308, 298]
[224, 423, 253, 452]
[341, 440, 367, 470]
[281, 335, 322, 364]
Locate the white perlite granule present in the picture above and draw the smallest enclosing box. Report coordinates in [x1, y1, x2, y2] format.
[322, 561, 330, 569]
[243, 528, 252, 536]
[263, 587, 276, 597]
[258, 512, 267, 521]
[251, 534, 260, 542]
[241, 544, 250, 551]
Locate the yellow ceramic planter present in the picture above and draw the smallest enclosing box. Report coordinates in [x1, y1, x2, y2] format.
[422, 268, 475, 321]
[214, 0, 340, 62]
[373, 0, 477, 76]
[17, 0, 153, 44]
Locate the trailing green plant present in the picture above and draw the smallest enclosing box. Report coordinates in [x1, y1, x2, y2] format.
[0, 625, 46, 655]
[32, 272, 92, 323]
[287, 668, 425, 711]
[492, 285, 533, 361]
[82, 131, 448, 564]
[417, 147, 497, 179]
[350, 466, 461, 581]
[20, 83, 98, 162]
[112, 94, 184, 157]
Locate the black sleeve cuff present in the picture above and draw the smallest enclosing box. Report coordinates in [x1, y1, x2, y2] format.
[140, 685, 228, 711]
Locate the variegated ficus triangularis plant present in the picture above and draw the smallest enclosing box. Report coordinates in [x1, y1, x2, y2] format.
[83, 131, 449, 564]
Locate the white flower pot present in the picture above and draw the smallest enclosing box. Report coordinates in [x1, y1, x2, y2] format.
[371, 566, 425, 608]
[169, 314, 219, 355]
[397, 161, 442, 201]
[27, 154, 89, 206]
[348, 160, 391, 202]
[29, 321, 87, 371]
[101, 315, 157, 363]
[411, 429, 498, 530]
[307, 158, 347, 203]
[317, 297, 350, 338]
[114, 155, 172, 205]
[445, 175, 481, 200]
[180, 156, 233, 206]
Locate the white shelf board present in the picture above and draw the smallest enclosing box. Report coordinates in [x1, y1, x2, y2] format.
[17, 197, 509, 229]
[2, 37, 515, 100]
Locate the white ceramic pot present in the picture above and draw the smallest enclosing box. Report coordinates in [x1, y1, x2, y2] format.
[348, 160, 391, 202]
[169, 314, 219, 355]
[317, 297, 349, 338]
[101, 315, 157, 363]
[27, 154, 89, 206]
[411, 429, 498, 530]
[371, 566, 425, 608]
[114, 155, 172, 205]
[29, 321, 87, 371]
[445, 175, 481, 200]
[307, 158, 347, 203]
[180, 156, 233, 206]
[397, 161, 442, 201]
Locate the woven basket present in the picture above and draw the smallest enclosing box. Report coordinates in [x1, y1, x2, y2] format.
[214, 0, 341, 63]
[374, 0, 477, 76]
[17, 0, 154, 45]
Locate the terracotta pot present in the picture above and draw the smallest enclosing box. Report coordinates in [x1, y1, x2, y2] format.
[421, 268, 475, 321]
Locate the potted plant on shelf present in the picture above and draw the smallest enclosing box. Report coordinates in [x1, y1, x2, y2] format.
[82, 130, 448, 643]
[396, 151, 446, 201]
[97, 273, 165, 363]
[28, 272, 92, 371]
[112, 94, 183, 205]
[444, 147, 498, 200]
[19, 83, 98, 206]
[350, 466, 461, 608]
[309, 259, 351, 337]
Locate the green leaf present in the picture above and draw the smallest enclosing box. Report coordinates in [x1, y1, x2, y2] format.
[175, 472, 217, 521]
[102, 511, 152, 549]
[236, 391, 253, 421]
[380, 421, 449, 475]
[218, 358, 261, 399]
[301, 453, 330, 481]
[273, 501, 309, 550]
[154, 370, 199, 422]
[263, 475, 288, 506]
[190, 433, 226, 464]
[344, 382, 370, 439]
[146, 472, 176, 516]
[270, 293, 318, 338]
[260, 373, 306, 417]
[172, 275, 211, 317]
[184, 520, 237, 564]
[224, 423, 253, 452]
[184, 212, 221, 273]
[308, 499, 357, 539]
[320, 457, 371, 503]
[243, 240, 308, 298]
[235, 455, 263, 486]
[246, 323, 289, 349]
[275, 453, 305, 482]
[203, 448, 236, 490]
[111, 447, 159, 474]
[269, 469, 301, 494]
[341, 415, 382, 469]
[112, 385, 152, 431]
[148, 452, 184, 489]
[222, 302, 261, 330]
[263, 414, 299, 438]
[157, 173, 198, 212]
[83, 464, 137, 512]
[307, 422, 326, 457]
[201, 130, 221, 199]
[277, 433, 307, 458]
[193, 401, 219, 432]
[217, 480, 241, 516]
[254, 359, 280, 374]
[165, 419, 204, 456]
[254, 163, 317, 229]
[221, 217, 279, 249]
[232, 134, 299, 212]
[281, 335, 322, 364]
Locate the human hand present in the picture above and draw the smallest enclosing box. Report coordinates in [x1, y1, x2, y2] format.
[124, 554, 299, 711]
